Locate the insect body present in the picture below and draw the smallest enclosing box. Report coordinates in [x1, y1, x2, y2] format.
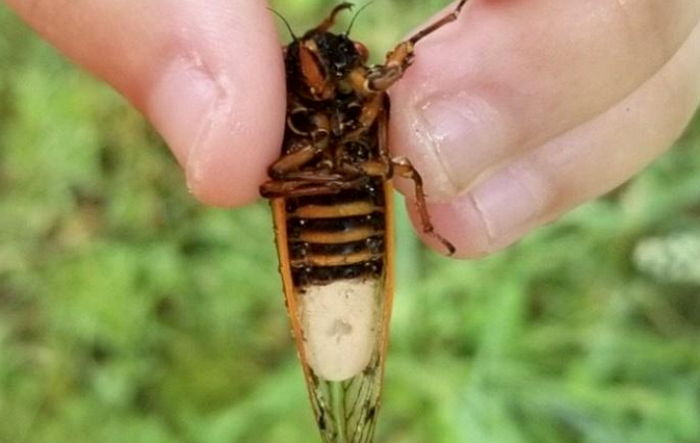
[260, 2, 466, 442]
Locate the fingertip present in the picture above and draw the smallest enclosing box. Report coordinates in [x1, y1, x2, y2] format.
[391, 0, 700, 208]
[184, 101, 283, 207]
[10, 0, 287, 208]
[187, 165, 270, 208]
[143, 2, 286, 207]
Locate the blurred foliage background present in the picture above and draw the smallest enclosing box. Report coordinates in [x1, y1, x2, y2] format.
[1, 1, 700, 442]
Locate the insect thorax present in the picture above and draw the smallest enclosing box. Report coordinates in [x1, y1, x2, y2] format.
[282, 30, 381, 170]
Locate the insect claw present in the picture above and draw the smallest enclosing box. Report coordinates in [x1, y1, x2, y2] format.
[443, 239, 457, 256]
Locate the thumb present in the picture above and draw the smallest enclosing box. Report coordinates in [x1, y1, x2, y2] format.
[389, 0, 700, 256]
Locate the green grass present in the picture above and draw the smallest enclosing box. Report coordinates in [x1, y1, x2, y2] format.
[1, 1, 700, 442]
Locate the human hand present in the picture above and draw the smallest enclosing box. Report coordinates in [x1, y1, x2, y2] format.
[5, 0, 287, 207]
[6, 0, 700, 258]
[391, 0, 700, 257]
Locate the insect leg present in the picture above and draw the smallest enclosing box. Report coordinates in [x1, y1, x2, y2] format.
[270, 114, 330, 178]
[260, 177, 369, 199]
[340, 94, 383, 141]
[352, 160, 391, 178]
[268, 145, 323, 179]
[408, 0, 468, 45]
[261, 181, 339, 198]
[366, 0, 468, 92]
[391, 157, 456, 255]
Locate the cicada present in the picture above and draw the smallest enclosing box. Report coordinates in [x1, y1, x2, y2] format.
[260, 2, 466, 441]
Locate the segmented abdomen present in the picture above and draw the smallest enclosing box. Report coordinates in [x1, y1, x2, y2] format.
[283, 177, 386, 287]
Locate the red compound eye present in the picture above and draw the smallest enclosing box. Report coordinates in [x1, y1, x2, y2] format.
[354, 42, 369, 62]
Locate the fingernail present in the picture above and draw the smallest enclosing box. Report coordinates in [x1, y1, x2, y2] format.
[148, 56, 221, 168]
[470, 166, 547, 247]
[418, 92, 513, 193]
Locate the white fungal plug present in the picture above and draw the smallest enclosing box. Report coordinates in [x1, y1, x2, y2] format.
[299, 278, 380, 381]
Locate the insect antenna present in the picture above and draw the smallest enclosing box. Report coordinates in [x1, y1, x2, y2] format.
[268, 8, 298, 41]
[344, 1, 374, 37]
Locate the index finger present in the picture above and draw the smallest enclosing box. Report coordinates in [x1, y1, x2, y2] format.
[6, 0, 286, 206]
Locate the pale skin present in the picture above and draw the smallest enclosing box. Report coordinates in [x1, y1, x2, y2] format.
[5, 0, 700, 258]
